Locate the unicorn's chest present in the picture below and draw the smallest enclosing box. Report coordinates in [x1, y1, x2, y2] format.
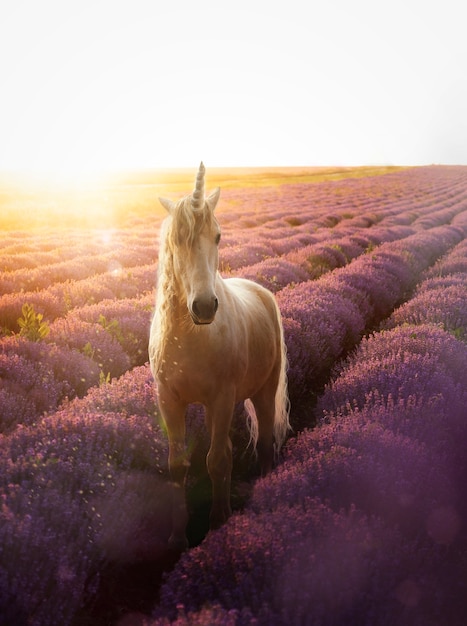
[156, 330, 242, 400]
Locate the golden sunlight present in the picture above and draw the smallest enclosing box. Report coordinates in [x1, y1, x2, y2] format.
[0, 165, 402, 231]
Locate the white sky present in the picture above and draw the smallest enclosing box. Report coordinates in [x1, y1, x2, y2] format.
[0, 0, 466, 176]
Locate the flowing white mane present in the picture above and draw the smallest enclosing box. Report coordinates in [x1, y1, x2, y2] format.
[150, 196, 216, 375]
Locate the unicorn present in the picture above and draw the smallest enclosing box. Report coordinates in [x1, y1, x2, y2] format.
[149, 163, 290, 549]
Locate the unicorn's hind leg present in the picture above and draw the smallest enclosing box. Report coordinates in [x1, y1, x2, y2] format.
[205, 389, 236, 530]
[251, 383, 276, 476]
[251, 362, 280, 476]
[158, 387, 189, 551]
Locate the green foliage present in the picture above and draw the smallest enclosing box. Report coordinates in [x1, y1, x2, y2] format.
[451, 326, 465, 341]
[63, 288, 73, 311]
[82, 341, 94, 359]
[17, 303, 50, 342]
[98, 314, 124, 343]
[99, 370, 111, 386]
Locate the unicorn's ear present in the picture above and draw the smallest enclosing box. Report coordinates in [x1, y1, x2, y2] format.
[159, 197, 176, 214]
[206, 187, 221, 212]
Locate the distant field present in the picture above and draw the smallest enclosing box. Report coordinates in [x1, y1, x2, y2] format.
[0, 164, 466, 625]
[0, 165, 404, 229]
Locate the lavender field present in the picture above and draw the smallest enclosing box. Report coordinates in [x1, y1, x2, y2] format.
[1, 166, 466, 625]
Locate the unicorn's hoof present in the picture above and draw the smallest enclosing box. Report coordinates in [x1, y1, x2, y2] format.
[209, 507, 231, 531]
[168, 533, 189, 552]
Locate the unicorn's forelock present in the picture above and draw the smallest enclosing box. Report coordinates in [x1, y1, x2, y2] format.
[169, 196, 214, 248]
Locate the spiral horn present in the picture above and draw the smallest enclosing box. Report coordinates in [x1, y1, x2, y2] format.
[191, 161, 205, 210]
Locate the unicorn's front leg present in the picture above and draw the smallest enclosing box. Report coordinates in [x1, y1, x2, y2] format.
[205, 392, 235, 530]
[207, 436, 233, 529]
[168, 441, 189, 551]
[159, 388, 189, 551]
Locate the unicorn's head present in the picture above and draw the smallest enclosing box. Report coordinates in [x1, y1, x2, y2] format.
[159, 162, 221, 325]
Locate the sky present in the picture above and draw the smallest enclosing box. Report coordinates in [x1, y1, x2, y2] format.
[0, 0, 466, 178]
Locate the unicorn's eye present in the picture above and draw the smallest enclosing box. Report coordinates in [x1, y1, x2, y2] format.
[215, 233, 221, 245]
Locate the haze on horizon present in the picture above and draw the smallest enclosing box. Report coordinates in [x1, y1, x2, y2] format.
[0, 0, 465, 181]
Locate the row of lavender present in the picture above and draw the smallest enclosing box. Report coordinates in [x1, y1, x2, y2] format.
[1, 167, 467, 624]
[151, 210, 467, 624]
[278, 222, 465, 417]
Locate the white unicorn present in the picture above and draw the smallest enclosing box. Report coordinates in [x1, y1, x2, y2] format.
[149, 163, 290, 549]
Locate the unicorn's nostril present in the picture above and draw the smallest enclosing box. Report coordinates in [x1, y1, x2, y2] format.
[191, 296, 218, 323]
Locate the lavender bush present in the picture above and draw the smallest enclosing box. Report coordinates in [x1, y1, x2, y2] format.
[287, 242, 348, 278]
[318, 325, 467, 412]
[426, 239, 467, 277]
[387, 283, 467, 339]
[154, 499, 462, 626]
[59, 364, 158, 419]
[1, 335, 101, 401]
[46, 316, 131, 378]
[277, 280, 366, 413]
[0, 291, 66, 334]
[0, 349, 68, 432]
[0, 265, 156, 336]
[0, 407, 169, 625]
[315, 323, 467, 531]
[218, 241, 276, 272]
[236, 258, 309, 292]
[251, 421, 458, 537]
[70, 294, 153, 366]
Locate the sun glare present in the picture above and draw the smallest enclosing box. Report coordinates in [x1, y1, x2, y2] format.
[15, 164, 114, 190]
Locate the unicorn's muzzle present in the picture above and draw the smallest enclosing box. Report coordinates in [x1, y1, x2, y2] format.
[190, 296, 219, 325]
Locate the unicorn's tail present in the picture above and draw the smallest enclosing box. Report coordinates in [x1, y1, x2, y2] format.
[244, 299, 291, 454]
[272, 300, 291, 452]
